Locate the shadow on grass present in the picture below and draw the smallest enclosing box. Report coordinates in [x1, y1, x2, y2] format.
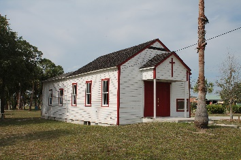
[208, 125, 222, 129]
[0, 128, 73, 147]
[0, 117, 60, 126]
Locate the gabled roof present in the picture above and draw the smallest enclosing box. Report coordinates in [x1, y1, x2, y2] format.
[206, 95, 221, 101]
[140, 52, 171, 69]
[140, 52, 191, 72]
[43, 72, 73, 82]
[69, 39, 168, 76]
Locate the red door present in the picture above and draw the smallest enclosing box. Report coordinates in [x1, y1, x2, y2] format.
[144, 81, 153, 117]
[144, 81, 170, 117]
[156, 82, 170, 116]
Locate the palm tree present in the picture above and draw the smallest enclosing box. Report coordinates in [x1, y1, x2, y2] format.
[192, 79, 214, 94]
[194, 0, 209, 128]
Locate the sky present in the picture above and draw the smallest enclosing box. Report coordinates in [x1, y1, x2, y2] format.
[1, 0, 241, 93]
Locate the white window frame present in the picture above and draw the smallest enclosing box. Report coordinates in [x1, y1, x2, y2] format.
[59, 88, 64, 106]
[85, 81, 92, 106]
[48, 89, 53, 106]
[102, 79, 109, 107]
[71, 83, 77, 106]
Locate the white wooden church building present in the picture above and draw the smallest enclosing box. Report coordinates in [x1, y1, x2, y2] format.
[42, 39, 191, 125]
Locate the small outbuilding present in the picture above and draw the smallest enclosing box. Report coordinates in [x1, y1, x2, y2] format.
[42, 39, 191, 125]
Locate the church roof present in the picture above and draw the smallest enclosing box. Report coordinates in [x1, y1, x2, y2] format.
[45, 38, 194, 82]
[140, 52, 172, 69]
[140, 52, 191, 72]
[43, 72, 73, 82]
[69, 39, 164, 76]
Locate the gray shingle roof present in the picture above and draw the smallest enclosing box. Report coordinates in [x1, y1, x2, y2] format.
[140, 52, 171, 69]
[43, 72, 73, 82]
[69, 39, 159, 76]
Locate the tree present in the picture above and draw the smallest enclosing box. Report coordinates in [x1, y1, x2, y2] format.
[193, 79, 214, 94]
[0, 15, 43, 118]
[0, 14, 18, 119]
[39, 58, 64, 81]
[194, 0, 209, 128]
[33, 58, 64, 109]
[216, 53, 241, 120]
[0, 15, 64, 117]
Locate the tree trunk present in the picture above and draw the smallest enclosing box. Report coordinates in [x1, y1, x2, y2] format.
[16, 91, 21, 110]
[29, 82, 35, 111]
[1, 78, 5, 120]
[16, 83, 21, 110]
[194, 0, 209, 128]
[229, 102, 233, 120]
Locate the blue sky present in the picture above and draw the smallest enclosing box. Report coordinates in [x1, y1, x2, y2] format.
[1, 0, 241, 92]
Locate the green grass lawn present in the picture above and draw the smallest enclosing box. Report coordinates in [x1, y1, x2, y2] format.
[1, 110, 241, 160]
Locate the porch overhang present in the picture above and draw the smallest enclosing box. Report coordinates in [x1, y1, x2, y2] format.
[143, 79, 186, 83]
[143, 78, 189, 119]
[140, 67, 188, 82]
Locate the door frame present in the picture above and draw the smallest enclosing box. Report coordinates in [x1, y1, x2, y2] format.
[144, 81, 170, 117]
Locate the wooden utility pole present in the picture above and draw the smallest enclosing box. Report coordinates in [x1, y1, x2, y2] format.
[194, 0, 209, 128]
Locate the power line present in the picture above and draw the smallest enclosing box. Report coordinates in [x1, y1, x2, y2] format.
[174, 26, 241, 52]
[114, 26, 241, 70]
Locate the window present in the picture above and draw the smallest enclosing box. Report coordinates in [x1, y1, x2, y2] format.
[59, 88, 64, 106]
[176, 99, 189, 112]
[71, 83, 77, 106]
[102, 79, 109, 107]
[85, 81, 92, 106]
[48, 89, 53, 106]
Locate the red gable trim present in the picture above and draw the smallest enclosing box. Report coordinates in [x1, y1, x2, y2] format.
[155, 39, 170, 52]
[118, 39, 171, 67]
[154, 52, 191, 72]
[153, 68, 156, 79]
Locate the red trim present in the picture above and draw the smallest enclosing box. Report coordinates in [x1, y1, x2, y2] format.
[186, 70, 188, 81]
[176, 99, 189, 112]
[117, 67, 120, 125]
[71, 83, 77, 106]
[101, 78, 110, 107]
[48, 89, 53, 106]
[153, 68, 156, 79]
[59, 88, 64, 106]
[85, 81, 92, 107]
[154, 52, 191, 72]
[156, 39, 171, 51]
[188, 71, 191, 117]
[117, 39, 170, 67]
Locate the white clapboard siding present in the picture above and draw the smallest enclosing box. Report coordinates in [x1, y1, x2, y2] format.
[170, 82, 190, 117]
[141, 69, 153, 80]
[42, 68, 118, 125]
[119, 42, 167, 125]
[151, 41, 166, 48]
[42, 80, 68, 119]
[42, 40, 191, 125]
[156, 55, 187, 81]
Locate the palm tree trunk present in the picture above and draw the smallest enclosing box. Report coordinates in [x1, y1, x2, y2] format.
[194, 0, 209, 128]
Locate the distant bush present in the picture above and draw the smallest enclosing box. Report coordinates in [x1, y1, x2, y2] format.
[190, 102, 197, 113]
[206, 104, 225, 114]
[226, 105, 241, 113]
